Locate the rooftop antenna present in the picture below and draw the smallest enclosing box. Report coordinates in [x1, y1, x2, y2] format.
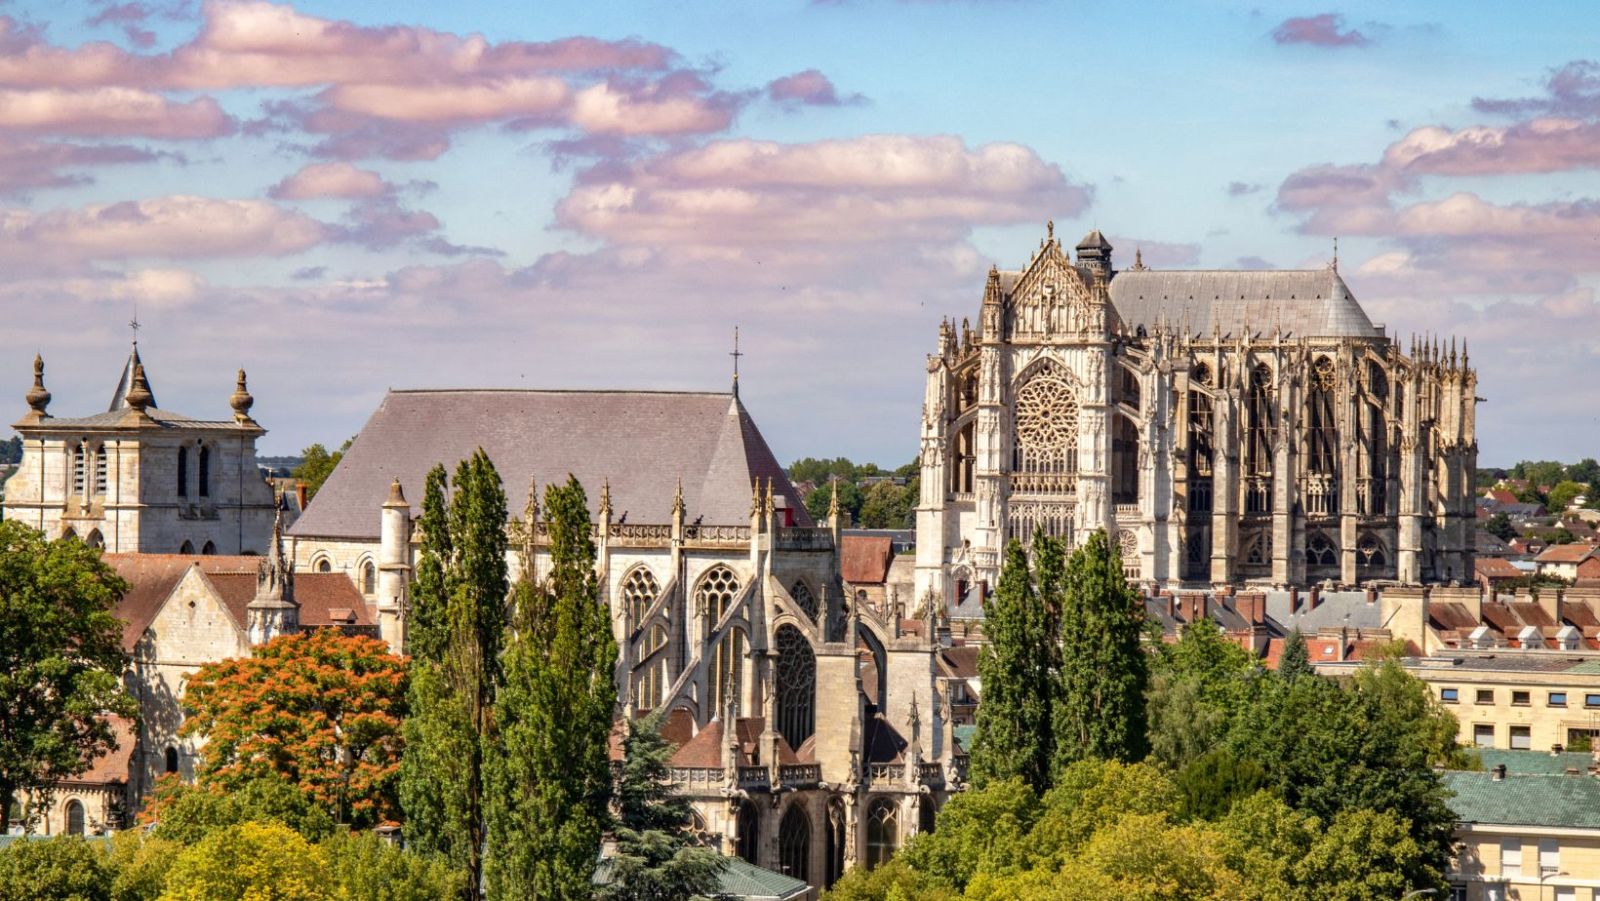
[729, 325, 743, 398]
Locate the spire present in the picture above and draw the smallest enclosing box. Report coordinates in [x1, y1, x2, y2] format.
[729, 325, 743, 399]
[230, 368, 254, 424]
[1332, 236, 1339, 271]
[248, 502, 298, 646]
[762, 477, 775, 517]
[751, 478, 762, 518]
[1131, 247, 1146, 271]
[109, 343, 157, 412]
[828, 477, 840, 519]
[671, 477, 684, 519]
[24, 353, 50, 420]
[599, 479, 612, 522]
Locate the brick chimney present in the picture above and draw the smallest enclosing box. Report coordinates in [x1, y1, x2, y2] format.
[295, 480, 308, 511]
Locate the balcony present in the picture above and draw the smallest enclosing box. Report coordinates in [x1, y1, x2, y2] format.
[867, 763, 905, 785]
[1010, 472, 1077, 495]
[775, 528, 833, 551]
[777, 764, 821, 787]
[737, 766, 770, 790]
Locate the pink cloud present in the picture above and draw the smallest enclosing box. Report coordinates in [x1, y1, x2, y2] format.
[569, 78, 741, 136]
[555, 134, 1091, 248]
[324, 77, 570, 125]
[0, 194, 328, 263]
[1383, 118, 1600, 175]
[0, 136, 162, 196]
[1106, 237, 1200, 268]
[269, 162, 391, 200]
[333, 197, 441, 249]
[1271, 13, 1370, 47]
[766, 69, 861, 107]
[0, 87, 233, 138]
[1474, 59, 1600, 119]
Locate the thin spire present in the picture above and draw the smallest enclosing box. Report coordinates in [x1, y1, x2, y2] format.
[1331, 236, 1339, 271]
[729, 326, 743, 398]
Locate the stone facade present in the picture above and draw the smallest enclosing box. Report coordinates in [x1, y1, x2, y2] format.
[2, 348, 277, 556]
[917, 225, 1478, 609]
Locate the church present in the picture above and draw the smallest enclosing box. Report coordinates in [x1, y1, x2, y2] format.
[916, 225, 1478, 609]
[288, 388, 967, 892]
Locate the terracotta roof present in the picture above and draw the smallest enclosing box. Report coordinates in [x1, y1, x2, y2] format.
[938, 646, 979, 679]
[1537, 544, 1600, 564]
[840, 535, 893, 584]
[106, 555, 200, 651]
[1476, 557, 1523, 579]
[291, 390, 806, 540]
[203, 570, 374, 629]
[1429, 602, 1480, 634]
[65, 716, 136, 786]
[669, 717, 728, 768]
[1489, 489, 1519, 505]
[1480, 602, 1519, 634]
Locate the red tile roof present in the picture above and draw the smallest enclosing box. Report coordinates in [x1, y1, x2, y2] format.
[1537, 545, 1600, 564]
[840, 535, 893, 584]
[65, 716, 136, 786]
[1476, 557, 1523, 580]
[106, 555, 200, 651]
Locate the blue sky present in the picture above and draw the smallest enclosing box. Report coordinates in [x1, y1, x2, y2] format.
[2, 0, 1597, 467]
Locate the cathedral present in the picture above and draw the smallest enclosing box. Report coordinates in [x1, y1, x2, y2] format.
[916, 225, 1478, 608]
[288, 388, 965, 893]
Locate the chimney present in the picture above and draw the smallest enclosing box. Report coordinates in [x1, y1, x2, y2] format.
[1289, 587, 1300, 613]
[1309, 586, 1322, 611]
[295, 480, 308, 511]
[1492, 764, 1507, 782]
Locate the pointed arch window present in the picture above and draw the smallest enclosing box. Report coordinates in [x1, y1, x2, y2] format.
[178, 540, 194, 555]
[865, 798, 900, 869]
[1306, 356, 1338, 476]
[695, 565, 741, 622]
[201, 540, 216, 556]
[85, 529, 103, 550]
[197, 445, 211, 498]
[1306, 533, 1338, 568]
[622, 567, 661, 625]
[736, 803, 760, 865]
[779, 805, 811, 882]
[1246, 363, 1275, 476]
[176, 447, 188, 497]
[824, 799, 848, 888]
[710, 627, 747, 718]
[361, 561, 376, 594]
[790, 580, 818, 619]
[1012, 364, 1079, 488]
[775, 625, 816, 749]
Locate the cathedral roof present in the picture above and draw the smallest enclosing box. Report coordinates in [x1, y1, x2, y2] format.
[1105, 268, 1380, 338]
[291, 389, 808, 540]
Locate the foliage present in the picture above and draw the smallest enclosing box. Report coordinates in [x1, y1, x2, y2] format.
[790, 457, 920, 526]
[0, 521, 138, 833]
[1146, 618, 1263, 769]
[141, 773, 336, 844]
[1176, 749, 1269, 822]
[1029, 759, 1179, 863]
[107, 831, 181, 901]
[291, 439, 352, 501]
[857, 479, 917, 530]
[822, 857, 959, 901]
[899, 778, 1037, 890]
[323, 831, 465, 901]
[970, 539, 1057, 789]
[398, 453, 508, 896]
[485, 476, 617, 900]
[1511, 460, 1567, 490]
[0, 836, 113, 901]
[1483, 512, 1517, 542]
[1277, 630, 1313, 684]
[0, 435, 21, 466]
[159, 821, 331, 901]
[179, 631, 407, 828]
[596, 713, 723, 901]
[804, 481, 862, 524]
[1053, 529, 1149, 768]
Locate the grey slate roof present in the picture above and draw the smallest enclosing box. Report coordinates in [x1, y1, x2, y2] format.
[1106, 269, 1379, 338]
[33, 407, 240, 431]
[1444, 770, 1600, 830]
[290, 389, 808, 540]
[1264, 590, 1384, 634]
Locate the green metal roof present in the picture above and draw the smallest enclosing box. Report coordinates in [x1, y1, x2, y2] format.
[954, 724, 976, 751]
[1469, 748, 1595, 776]
[708, 857, 810, 900]
[1444, 771, 1600, 829]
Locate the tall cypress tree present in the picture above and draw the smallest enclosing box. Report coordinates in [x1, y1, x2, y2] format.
[1053, 529, 1149, 769]
[597, 712, 724, 900]
[971, 538, 1056, 788]
[1279, 629, 1314, 683]
[486, 476, 618, 899]
[399, 453, 509, 899]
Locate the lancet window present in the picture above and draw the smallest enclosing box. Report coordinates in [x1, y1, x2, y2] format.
[1306, 357, 1338, 475]
[790, 580, 818, 619]
[695, 565, 740, 622]
[779, 806, 811, 882]
[710, 627, 747, 717]
[865, 799, 900, 869]
[622, 567, 661, 625]
[197, 445, 211, 498]
[1245, 364, 1275, 476]
[951, 421, 975, 494]
[774, 625, 816, 749]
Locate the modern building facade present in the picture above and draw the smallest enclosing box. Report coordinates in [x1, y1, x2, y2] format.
[917, 225, 1478, 610]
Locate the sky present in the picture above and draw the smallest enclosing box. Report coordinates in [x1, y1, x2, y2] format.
[1, 0, 1597, 468]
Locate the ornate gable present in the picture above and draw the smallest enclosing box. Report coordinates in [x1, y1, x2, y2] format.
[1006, 227, 1097, 341]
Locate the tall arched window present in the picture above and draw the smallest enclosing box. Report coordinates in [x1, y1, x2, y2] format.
[736, 803, 760, 865]
[637, 625, 669, 711]
[176, 447, 188, 497]
[361, 561, 376, 594]
[1188, 382, 1215, 512]
[789, 580, 817, 619]
[951, 420, 976, 494]
[164, 746, 179, 774]
[1011, 364, 1079, 490]
[71, 443, 86, 495]
[824, 799, 848, 888]
[695, 565, 741, 622]
[865, 798, 899, 869]
[1246, 363, 1275, 476]
[197, 445, 211, 498]
[710, 627, 747, 717]
[1306, 356, 1338, 476]
[779, 805, 811, 882]
[622, 567, 661, 625]
[64, 800, 85, 836]
[93, 445, 108, 496]
[774, 625, 816, 750]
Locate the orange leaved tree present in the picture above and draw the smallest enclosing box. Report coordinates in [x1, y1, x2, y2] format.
[180, 630, 407, 828]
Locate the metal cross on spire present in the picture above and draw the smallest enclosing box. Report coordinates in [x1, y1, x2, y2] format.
[129, 304, 141, 345]
[730, 325, 743, 398]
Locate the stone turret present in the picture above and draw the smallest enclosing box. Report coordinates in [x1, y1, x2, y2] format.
[247, 505, 298, 646]
[376, 479, 411, 653]
[1075, 229, 1113, 280]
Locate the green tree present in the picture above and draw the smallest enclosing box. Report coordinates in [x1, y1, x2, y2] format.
[1053, 529, 1149, 768]
[596, 713, 723, 901]
[0, 521, 138, 833]
[0, 836, 112, 901]
[804, 480, 862, 524]
[1292, 808, 1440, 901]
[323, 831, 465, 901]
[1483, 512, 1517, 542]
[970, 539, 1057, 789]
[107, 831, 181, 901]
[1176, 749, 1269, 822]
[900, 778, 1038, 891]
[1278, 630, 1313, 683]
[160, 822, 331, 901]
[140, 773, 336, 845]
[1566, 458, 1600, 487]
[485, 476, 617, 899]
[857, 481, 914, 529]
[1547, 480, 1587, 512]
[179, 631, 407, 828]
[292, 438, 354, 501]
[398, 453, 509, 897]
[1514, 460, 1566, 490]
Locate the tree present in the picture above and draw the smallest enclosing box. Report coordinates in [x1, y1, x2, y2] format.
[1176, 749, 1269, 822]
[139, 773, 336, 844]
[323, 831, 465, 901]
[160, 822, 331, 901]
[0, 521, 137, 833]
[179, 631, 407, 828]
[1292, 808, 1441, 901]
[970, 539, 1057, 789]
[292, 438, 353, 501]
[857, 481, 914, 529]
[1278, 630, 1313, 683]
[1053, 529, 1149, 768]
[804, 480, 861, 524]
[595, 713, 723, 901]
[398, 453, 509, 897]
[899, 778, 1038, 891]
[1566, 458, 1600, 487]
[107, 830, 181, 901]
[1484, 512, 1517, 542]
[0, 836, 113, 901]
[1547, 480, 1587, 512]
[485, 476, 618, 899]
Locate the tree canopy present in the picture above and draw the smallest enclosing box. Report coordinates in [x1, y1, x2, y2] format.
[292, 438, 353, 501]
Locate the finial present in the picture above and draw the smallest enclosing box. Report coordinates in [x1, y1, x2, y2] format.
[599, 479, 612, 520]
[751, 478, 762, 517]
[124, 361, 154, 412]
[828, 477, 840, 519]
[762, 477, 775, 515]
[129, 304, 141, 345]
[25, 353, 51, 418]
[1462, 339, 1469, 368]
[230, 368, 254, 423]
[729, 326, 743, 398]
[1046, 218, 1054, 240]
[385, 478, 407, 507]
[1332, 236, 1338, 271]
[672, 477, 684, 518]
[1132, 247, 1145, 270]
[524, 478, 539, 527]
